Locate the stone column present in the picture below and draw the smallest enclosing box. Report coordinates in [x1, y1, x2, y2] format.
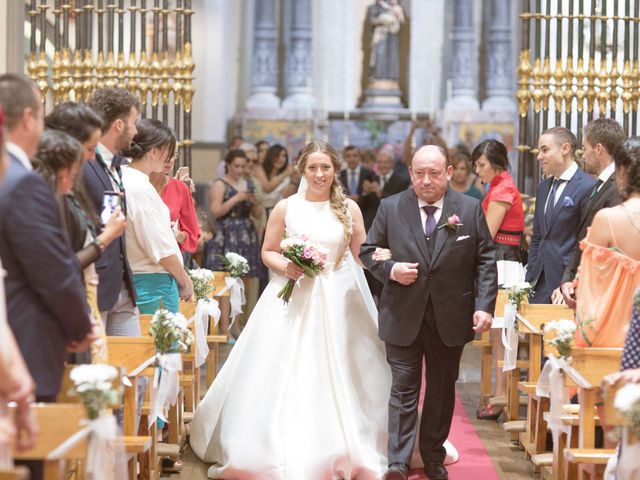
[282, 0, 314, 109]
[444, 0, 479, 110]
[483, 0, 516, 111]
[245, 0, 279, 109]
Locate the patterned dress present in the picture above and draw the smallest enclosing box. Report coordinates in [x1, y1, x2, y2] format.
[204, 179, 261, 277]
[621, 289, 640, 370]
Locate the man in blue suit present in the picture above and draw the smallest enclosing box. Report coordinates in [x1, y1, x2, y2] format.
[0, 73, 95, 480]
[526, 127, 596, 304]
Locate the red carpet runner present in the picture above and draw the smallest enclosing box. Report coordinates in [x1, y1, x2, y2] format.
[408, 391, 500, 480]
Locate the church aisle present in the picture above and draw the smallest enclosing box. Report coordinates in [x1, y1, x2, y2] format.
[163, 345, 537, 480]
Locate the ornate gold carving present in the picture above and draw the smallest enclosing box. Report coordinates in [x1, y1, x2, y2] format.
[516, 50, 532, 117]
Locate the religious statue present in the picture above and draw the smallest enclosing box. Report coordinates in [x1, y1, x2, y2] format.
[368, 0, 405, 81]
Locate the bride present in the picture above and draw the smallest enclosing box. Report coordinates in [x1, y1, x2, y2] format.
[189, 141, 457, 479]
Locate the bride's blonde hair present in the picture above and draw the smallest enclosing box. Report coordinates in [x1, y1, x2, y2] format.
[297, 141, 351, 266]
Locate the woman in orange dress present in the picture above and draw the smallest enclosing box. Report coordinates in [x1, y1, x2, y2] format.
[575, 137, 640, 348]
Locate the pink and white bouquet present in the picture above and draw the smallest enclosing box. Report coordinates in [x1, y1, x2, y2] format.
[278, 234, 329, 304]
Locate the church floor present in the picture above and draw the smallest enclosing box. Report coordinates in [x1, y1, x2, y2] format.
[162, 344, 537, 480]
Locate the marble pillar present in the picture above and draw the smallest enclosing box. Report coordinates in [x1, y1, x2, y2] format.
[282, 0, 314, 109]
[245, 0, 280, 109]
[444, 0, 479, 110]
[483, 0, 516, 111]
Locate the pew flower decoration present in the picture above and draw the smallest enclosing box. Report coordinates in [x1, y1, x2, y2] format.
[188, 268, 214, 301]
[150, 308, 193, 354]
[218, 252, 250, 278]
[278, 234, 329, 304]
[505, 281, 533, 306]
[614, 383, 640, 437]
[69, 364, 120, 420]
[543, 319, 577, 359]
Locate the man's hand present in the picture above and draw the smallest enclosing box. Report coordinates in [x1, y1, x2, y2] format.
[372, 247, 392, 261]
[473, 310, 492, 333]
[391, 262, 418, 285]
[13, 405, 38, 451]
[551, 287, 566, 305]
[560, 281, 577, 309]
[66, 325, 100, 353]
[604, 368, 640, 386]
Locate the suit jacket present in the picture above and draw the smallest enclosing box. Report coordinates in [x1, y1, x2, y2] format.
[360, 187, 497, 347]
[82, 157, 136, 311]
[562, 174, 621, 283]
[525, 167, 596, 292]
[0, 156, 92, 397]
[339, 167, 379, 230]
[363, 172, 411, 231]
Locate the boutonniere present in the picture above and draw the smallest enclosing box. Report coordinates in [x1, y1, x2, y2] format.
[438, 213, 463, 232]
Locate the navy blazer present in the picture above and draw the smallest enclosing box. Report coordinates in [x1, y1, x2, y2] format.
[0, 155, 92, 398]
[525, 166, 596, 296]
[82, 158, 136, 311]
[361, 188, 497, 347]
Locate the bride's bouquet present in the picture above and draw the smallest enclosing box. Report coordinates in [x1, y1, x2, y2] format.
[278, 234, 329, 304]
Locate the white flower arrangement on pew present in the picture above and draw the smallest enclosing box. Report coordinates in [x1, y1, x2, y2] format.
[187, 268, 214, 301]
[219, 252, 250, 278]
[69, 364, 120, 420]
[543, 319, 577, 359]
[505, 281, 534, 306]
[149, 308, 193, 354]
[614, 382, 640, 437]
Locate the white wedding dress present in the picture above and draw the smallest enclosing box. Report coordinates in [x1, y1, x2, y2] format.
[190, 193, 457, 479]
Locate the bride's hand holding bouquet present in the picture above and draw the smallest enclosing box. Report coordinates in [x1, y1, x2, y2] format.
[278, 234, 329, 304]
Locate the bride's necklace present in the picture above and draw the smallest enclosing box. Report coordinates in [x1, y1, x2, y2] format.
[622, 200, 640, 234]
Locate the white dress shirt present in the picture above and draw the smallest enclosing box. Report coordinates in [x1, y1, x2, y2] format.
[96, 143, 122, 192]
[121, 166, 182, 273]
[597, 162, 615, 188]
[6, 142, 32, 171]
[545, 161, 578, 213]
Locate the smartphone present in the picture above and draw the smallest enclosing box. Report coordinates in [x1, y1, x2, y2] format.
[176, 166, 189, 178]
[101, 191, 120, 225]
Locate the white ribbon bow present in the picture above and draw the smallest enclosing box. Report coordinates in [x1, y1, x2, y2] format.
[501, 302, 519, 371]
[151, 353, 182, 424]
[46, 413, 128, 480]
[190, 298, 221, 368]
[217, 277, 246, 327]
[536, 354, 571, 443]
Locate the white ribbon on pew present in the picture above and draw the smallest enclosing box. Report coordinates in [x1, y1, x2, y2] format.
[536, 354, 571, 444]
[150, 353, 182, 424]
[501, 302, 518, 371]
[47, 414, 128, 480]
[190, 298, 221, 368]
[215, 277, 246, 327]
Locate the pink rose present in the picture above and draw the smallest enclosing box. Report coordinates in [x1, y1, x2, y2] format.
[302, 247, 314, 260]
[448, 214, 461, 226]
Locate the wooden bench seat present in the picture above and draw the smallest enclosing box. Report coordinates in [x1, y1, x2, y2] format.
[564, 448, 616, 464]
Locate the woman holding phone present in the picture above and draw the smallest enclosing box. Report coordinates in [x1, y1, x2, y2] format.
[121, 119, 194, 313]
[149, 152, 201, 259]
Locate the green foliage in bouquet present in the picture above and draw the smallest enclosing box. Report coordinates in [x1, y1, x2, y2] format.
[150, 308, 193, 354]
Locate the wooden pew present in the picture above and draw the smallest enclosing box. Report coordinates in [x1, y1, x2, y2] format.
[472, 289, 509, 409]
[560, 348, 622, 480]
[106, 336, 158, 480]
[10, 403, 88, 480]
[514, 304, 575, 457]
[0, 467, 29, 480]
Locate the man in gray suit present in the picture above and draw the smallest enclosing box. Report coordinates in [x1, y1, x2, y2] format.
[361, 145, 497, 480]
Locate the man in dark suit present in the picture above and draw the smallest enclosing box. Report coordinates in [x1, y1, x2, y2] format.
[561, 118, 625, 308]
[526, 127, 596, 304]
[361, 145, 497, 480]
[0, 73, 94, 403]
[339, 145, 379, 222]
[85, 88, 140, 336]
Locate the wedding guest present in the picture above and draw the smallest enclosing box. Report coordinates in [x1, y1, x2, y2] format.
[450, 151, 483, 200]
[32, 130, 126, 363]
[560, 118, 626, 308]
[121, 119, 194, 313]
[471, 139, 525, 421]
[255, 139, 269, 165]
[574, 137, 640, 348]
[149, 151, 201, 258]
[255, 144, 297, 217]
[526, 127, 595, 304]
[85, 87, 140, 335]
[361, 148, 377, 172]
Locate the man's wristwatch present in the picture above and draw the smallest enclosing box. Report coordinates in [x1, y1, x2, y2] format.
[93, 237, 106, 253]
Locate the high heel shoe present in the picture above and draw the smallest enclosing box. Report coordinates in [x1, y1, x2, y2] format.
[476, 405, 503, 421]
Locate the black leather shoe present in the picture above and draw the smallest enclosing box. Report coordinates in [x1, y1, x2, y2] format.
[424, 460, 448, 480]
[383, 463, 409, 480]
